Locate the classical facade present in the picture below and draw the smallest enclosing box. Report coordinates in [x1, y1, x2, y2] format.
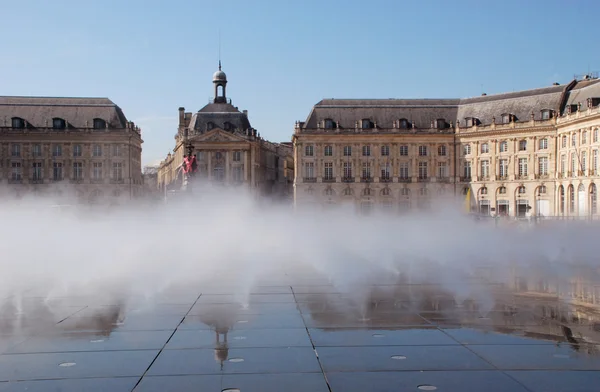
[293, 75, 600, 217]
[157, 65, 293, 200]
[0, 97, 143, 203]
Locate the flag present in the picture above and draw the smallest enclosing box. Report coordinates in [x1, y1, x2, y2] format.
[464, 188, 471, 213]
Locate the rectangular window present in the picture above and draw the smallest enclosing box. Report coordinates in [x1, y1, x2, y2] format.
[595, 129, 599, 143]
[539, 138, 548, 150]
[52, 144, 62, 157]
[11, 162, 22, 180]
[93, 144, 102, 157]
[32, 144, 42, 157]
[437, 162, 447, 178]
[343, 146, 352, 156]
[519, 140, 527, 151]
[53, 162, 63, 181]
[305, 145, 314, 156]
[499, 142, 507, 153]
[418, 161, 428, 179]
[399, 145, 408, 156]
[343, 162, 352, 178]
[112, 162, 122, 180]
[572, 134, 576, 147]
[418, 146, 427, 156]
[381, 145, 389, 156]
[464, 161, 471, 178]
[399, 162, 409, 179]
[324, 162, 333, 180]
[324, 146, 333, 156]
[362, 145, 371, 156]
[594, 150, 598, 174]
[32, 162, 42, 181]
[583, 132, 588, 145]
[571, 154, 576, 174]
[233, 151, 241, 162]
[480, 160, 489, 178]
[381, 164, 390, 180]
[518, 158, 528, 177]
[73, 162, 83, 180]
[538, 157, 548, 175]
[93, 162, 103, 179]
[233, 166, 243, 182]
[499, 159, 508, 178]
[362, 162, 371, 179]
[561, 155, 566, 176]
[11, 144, 21, 157]
[112, 144, 121, 157]
[582, 152, 587, 172]
[481, 143, 489, 154]
[73, 144, 82, 157]
[304, 162, 314, 178]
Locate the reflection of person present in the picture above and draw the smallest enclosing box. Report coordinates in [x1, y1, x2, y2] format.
[191, 154, 198, 176]
[214, 327, 229, 370]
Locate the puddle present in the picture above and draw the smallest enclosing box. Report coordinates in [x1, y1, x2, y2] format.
[233, 336, 247, 340]
[358, 318, 371, 322]
[89, 339, 104, 343]
[372, 333, 385, 338]
[417, 385, 437, 391]
[59, 362, 76, 367]
[237, 320, 248, 324]
[222, 389, 241, 392]
[391, 355, 407, 360]
[228, 358, 244, 363]
[553, 354, 570, 359]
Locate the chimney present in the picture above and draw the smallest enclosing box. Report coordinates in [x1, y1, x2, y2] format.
[481, 93, 487, 96]
[553, 82, 560, 86]
[178, 107, 185, 126]
[243, 110, 248, 117]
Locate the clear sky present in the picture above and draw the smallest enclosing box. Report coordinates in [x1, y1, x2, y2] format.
[2, 0, 599, 166]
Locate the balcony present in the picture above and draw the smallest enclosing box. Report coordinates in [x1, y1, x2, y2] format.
[303, 177, 317, 183]
[110, 178, 125, 184]
[460, 176, 471, 182]
[417, 177, 430, 183]
[535, 174, 549, 180]
[31, 178, 44, 184]
[515, 174, 528, 180]
[477, 176, 490, 181]
[91, 179, 105, 184]
[360, 177, 373, 183]
[342, 177, 355, 183]
[322, 177, 336, 183]
[398, 177, 412, 183]
[437, 177, 450, 183]
[379, 177, 392, 183]
[70, 178, 84, 184]
[8, 178, 22, 184]
[496, 175, 508, 181]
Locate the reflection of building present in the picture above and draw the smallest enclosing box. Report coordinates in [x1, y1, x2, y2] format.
[0, 97, 143, 203]
[293, 75, 600, 217]
[157, 64, 293, 200]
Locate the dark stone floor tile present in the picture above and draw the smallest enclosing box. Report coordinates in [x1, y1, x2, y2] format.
[326, 370, 530, 392]
[303, 312, 431, 329]
[56, 314, 183, 332]
[291, 285, 340, 294]
[196, 294, 296, 304]
[0, 377, 138, 391]
[166, 328, 311, 349]
[179, 313, 306, 330]
[316, 345, 493, 372]
[442, 326, 566, 345]
[0, 337, 26, 355]
[6, 330, 173, 353]
[468, 344, 600, 370]
[421, 310, 547, 327]
[0, 350, 158, 381]
[188, 302, 300, 316]
[73, 304, 192, 318]
[135, 373, 329, 392]
[199, 286, 292, 294]
[309, 327, 459, 347]
[506, 370, 600, 392]
[146, 347, 321, 375]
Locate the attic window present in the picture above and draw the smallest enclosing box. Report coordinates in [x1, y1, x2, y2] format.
[399, 119, 409, 129]
[52, 118, 66, 129]
[223, 122, 235, 131]
[436, 119, 446, 129]
[541, 110, 552, 120]
[11, 117, 25, 128]
[568, 104, 578, 114]
[361, 119, 372, 129]
[588, 98, 600, 108]
[93, 118, 106, 129]
[324, 119, 335, 129]
[465, 118, 473, 127]
[501, 114, 511, 124]
[207, 122, 215, 131]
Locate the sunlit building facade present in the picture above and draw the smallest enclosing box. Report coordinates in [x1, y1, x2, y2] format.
[0, 97, 143, 204]
[293, 75, 600, 217]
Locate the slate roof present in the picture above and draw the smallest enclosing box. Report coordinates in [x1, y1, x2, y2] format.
[188, 102, 251, 134]
[302, 79, 600, 130]
[0, 96, 128, 128]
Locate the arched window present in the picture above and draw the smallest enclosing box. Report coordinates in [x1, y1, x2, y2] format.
[381, 187, 391, 196]
[324, 188, 335, 197]
[93, 118, 106, 129]
[363, 188, 372, 196]
[11, 117, 25, 128]
[498, 186, 507, 194]
[52, 118, 66, 129]
[538, 185, 547, 194]
[419, 188, 428, 197]
[568, 185, 575, 213]
[343, 188, 353, 196]
[559, 185, 565, 214]
[591, 184, 597, 215]
[400, 188, 410, 197]
[480, 187, 488, 195]
[518, 185, 526, 194]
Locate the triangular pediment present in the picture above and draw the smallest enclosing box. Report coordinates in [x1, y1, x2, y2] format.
[191, 128, 247, 143]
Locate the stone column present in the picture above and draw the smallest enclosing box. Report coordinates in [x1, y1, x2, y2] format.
[207, 151, 212, 180]
[251, 147, 256, 187]
[244, 150, 249, 182]
[225, 150, 230, 182]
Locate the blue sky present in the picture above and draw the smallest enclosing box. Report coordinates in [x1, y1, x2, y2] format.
[2, 0, 599, 166]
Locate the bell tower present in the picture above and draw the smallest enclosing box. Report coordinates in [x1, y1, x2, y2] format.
[212, 61, 227, 103]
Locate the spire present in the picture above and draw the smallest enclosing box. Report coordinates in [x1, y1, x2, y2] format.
[219, 60, 221, 71]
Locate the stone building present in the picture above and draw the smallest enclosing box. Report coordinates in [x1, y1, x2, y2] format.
[293, 75, 600, 217]
[157, 64, 293, 200]
[0, 96, 143, 204]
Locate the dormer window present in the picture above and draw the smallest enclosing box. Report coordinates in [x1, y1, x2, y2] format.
[501, 114, 511, 124]
[541, 109, 553, 120]
[399, 118, 410, 129]
[93, 118, 106, 129]
[52, 118, 66, 129]
[361, 119, 372, 129]
[223, 121, 235, 131]
[568, 104, 578, 114]
[324, 119, 335, 129]
[207, 122, 215, 131]
[465, 118, 473, 127]
[436, 119, 446, 129]
[11, 117, 25, 128]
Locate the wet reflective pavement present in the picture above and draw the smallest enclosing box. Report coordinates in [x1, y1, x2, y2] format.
[2, 267, 600, 391]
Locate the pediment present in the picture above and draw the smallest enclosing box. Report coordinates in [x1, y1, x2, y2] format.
[191, 128, 247, 143]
